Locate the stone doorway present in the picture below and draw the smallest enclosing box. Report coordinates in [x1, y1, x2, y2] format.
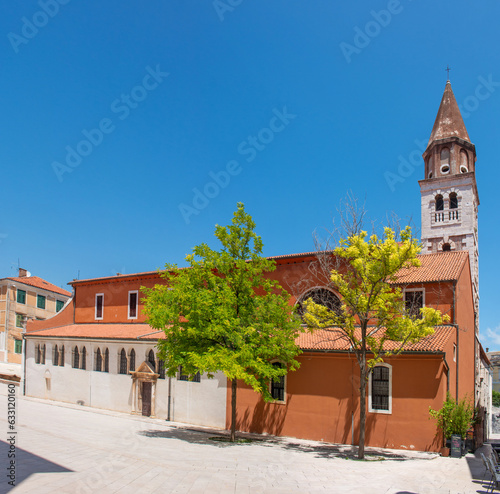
[130, 361, 159, 418]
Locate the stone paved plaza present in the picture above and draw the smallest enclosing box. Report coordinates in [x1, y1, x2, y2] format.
[0, 383, 492, 493]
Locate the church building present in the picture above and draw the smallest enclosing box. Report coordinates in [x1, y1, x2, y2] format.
[23, 80, 490, 452]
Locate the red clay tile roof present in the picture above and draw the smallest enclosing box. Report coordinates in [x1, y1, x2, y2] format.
[5, 276, 72, 297]
[297, 326, 454, 353]
[393, 251, 468, 284]
[24, 324, 165, 340]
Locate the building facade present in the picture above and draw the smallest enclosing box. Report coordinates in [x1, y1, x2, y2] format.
[0, 268, 71, 368]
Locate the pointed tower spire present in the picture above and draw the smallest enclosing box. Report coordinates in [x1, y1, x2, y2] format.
[427, 81, 470, 145]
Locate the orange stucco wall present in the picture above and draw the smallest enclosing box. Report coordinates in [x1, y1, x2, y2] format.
[231, 353, 449, 452]
[72, 274, 164, 324]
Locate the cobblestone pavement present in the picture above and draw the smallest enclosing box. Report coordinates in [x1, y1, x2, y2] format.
[0, 383, 490, 493]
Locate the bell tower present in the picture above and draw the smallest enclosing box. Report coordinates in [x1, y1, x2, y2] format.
[419, 80, 479, 318]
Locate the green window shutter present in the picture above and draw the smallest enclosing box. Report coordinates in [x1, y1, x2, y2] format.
[15, 314, 24, 328]
[56, 300, 64, 312]
[14, 340, 22, 354]
[37, 295, 46, 309]
[17, 290, 26, 304]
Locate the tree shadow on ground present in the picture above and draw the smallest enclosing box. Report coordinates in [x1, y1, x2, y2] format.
[138, 426, 435, 461]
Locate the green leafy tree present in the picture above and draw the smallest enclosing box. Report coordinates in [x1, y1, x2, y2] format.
[142, 203, 304, 441]
[303, 227, 449, 459]
[492, 390, 500, 408]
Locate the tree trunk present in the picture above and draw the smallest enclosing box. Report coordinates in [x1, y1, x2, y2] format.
[230, 378, 237, 442]
[358, 366, 367, 459]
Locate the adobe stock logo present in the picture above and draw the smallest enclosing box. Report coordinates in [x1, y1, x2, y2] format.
[340, 0, 406, 64]
[179, 107, 296, 224]
[51, 65, 169, 183]
[8, 0, 72, 54]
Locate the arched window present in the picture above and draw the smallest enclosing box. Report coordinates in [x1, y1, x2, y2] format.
[270, 362, 286, 402]
[35, 344, 41, 364]
[104, 348, 109, 373]
[60, 345, 65, 367]
[449, 192, 458, 209]
[435, 195, 444, 211]
[119, 349, 128, 374]
[81, 347, 87, 370]
[41, 344, 46, 364]
[148, 350, 155, 372]
[95, 348, 102, 372]
[460, 150, 468, 172]
[442, 243, 451, 252]
[297, 288, 342, 319]
[369, 364, 392, 413]
[73, 346, 80, 369]
[129, 349, 136, 372]
[53, 345, 59, 366]
[440, 147, 450, 164]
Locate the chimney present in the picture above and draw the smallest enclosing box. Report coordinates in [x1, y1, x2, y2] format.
[486, 348, 489, 353]
[18, 268, 27, 277]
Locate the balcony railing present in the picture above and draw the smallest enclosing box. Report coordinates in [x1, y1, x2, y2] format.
[432, 208, 460, 225]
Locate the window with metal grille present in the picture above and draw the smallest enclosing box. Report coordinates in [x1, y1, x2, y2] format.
[158, 359, 166, 379]
[128, 291, 138, 319]
[119, 349, 127, 374]
[129, 349, 135, 371]
[371, 366, 390, 411]
[178, 366, 200, 382]
[104, 348, 109, 373]
[73, 347, 79, 369]
[297, 288, 343, 319]
[147, 350, 155, 372]
[14, 340, 22, 354]
[81, 347, 86, 370]
[56, 300, 65, 312]
[270, 362, 285, 401]
[37, 295, 46, 309]
[435, 195, 444, 211]
[17, 289, 26, 304]
[449, 192, 458, 209]
[95, 294, 104, 320]
[404, 290, 423, 319]
[53, 345, 59, 366]
[95, 348, 102, 372]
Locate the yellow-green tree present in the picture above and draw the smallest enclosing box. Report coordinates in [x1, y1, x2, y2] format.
[142, 203, 304, 442]
[303, 226, 449, 459]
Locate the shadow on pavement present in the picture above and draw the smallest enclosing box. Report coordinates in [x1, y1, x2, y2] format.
[0, 440, 73, 492]
[138, 427, 432, 461]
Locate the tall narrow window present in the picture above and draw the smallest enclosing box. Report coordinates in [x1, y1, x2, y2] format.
[35, 344, 41, 364]
[449, 192, 458, 209]
[73, 346, 80, 369]
[435, 195, 444, 211]
[81, 347, 87, 370]
[95, 348, 102, 372]
[41, 344, 46, 364]
[128, 291, 138, 319]
[440, 148, 450, 174]
[129, 349, 136, 372]
[178, 366, 201, 382]
[56, 300, 65, 312]
[370, 364, 392, 413]
[158, 359, 166, 379]
[95, 294, 104, 320]
[60, 345, 65, 366]
[119, 349, 128, 374]
[37, 295, 46, 309]
[460, 150, 469, 173]
[17, 289, 26, 304]
[404, 290, 424, 319]
[270, 362, 286, 402]
[53, 345, 59, 366]
[104, 348, 109, 373]
[148, 350, 155, 372]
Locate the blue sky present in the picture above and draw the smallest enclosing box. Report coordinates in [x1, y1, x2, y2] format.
[1, 1, 499, 349]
